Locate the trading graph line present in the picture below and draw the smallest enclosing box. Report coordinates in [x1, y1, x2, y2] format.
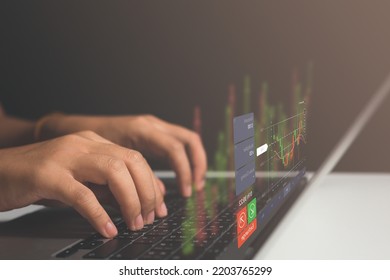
[272, 119, 306, 167]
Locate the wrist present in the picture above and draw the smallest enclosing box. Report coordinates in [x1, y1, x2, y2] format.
[35, 114, 106, 141]
[34, 113, 64, 142]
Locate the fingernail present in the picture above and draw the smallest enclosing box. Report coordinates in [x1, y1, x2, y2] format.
[105, 221, 118, 238]
[183, 185, 192, 197]
[145, 211, 155, 224]
[132, 214, 144, 230]
[158, 202, 168, 217]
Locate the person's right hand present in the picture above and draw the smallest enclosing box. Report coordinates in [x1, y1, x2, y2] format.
[0, 131, 167, 238]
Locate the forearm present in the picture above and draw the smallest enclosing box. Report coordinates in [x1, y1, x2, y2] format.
[0, 112, 108, 147]
[0, 116, 35, 148]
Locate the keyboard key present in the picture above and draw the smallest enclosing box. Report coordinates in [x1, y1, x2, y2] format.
[83, 239, 132, 259]
[118, 230, 143, 239]
[56, 247, 78, 258]
[148, 227, 172, 236]
[169, 247, 203, 260]
[133, 235, 164, 244]
[110, 243, 151, 259]
[77, 240, 104, 250]
[90, 233, 105, 240]
[153, 241, 181, 251]
[155, 222, 173, 230]
[138, 249, 170, 260]
[193, 239, 212, 248]
[200, 247, 224, 259]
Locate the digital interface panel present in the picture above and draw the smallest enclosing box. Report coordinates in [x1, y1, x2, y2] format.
[197, 63, 312, 250]
[235, 65, 310, 249]
[171, 63, 313, 258]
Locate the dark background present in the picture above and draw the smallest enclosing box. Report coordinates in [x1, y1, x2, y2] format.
[1, 1, 390, 172]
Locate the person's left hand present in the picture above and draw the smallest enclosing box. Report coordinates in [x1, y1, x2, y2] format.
[38, 114, 207, 197]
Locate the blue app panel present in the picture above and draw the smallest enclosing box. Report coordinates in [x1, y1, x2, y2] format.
[235, 154, 255, 195]
[233, 112, 256, 195]
[233, 113, 254, 144]
[234, 137, 255, 170]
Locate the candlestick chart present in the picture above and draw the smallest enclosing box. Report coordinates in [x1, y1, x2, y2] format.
[193, 63, 313, 195]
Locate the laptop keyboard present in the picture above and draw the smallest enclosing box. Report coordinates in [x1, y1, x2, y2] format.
[56, 193, 237, 259]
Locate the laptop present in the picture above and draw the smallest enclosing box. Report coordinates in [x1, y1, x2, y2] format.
[0, 65, 389, 260]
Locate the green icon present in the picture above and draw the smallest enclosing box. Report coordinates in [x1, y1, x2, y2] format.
[247, 198, 257, 223]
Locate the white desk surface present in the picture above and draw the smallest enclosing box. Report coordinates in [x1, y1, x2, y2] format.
[255, 172, 390, 259]
[1, 172, 389, 259]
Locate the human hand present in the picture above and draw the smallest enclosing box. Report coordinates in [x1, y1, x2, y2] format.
[0, 131, 167, 238]
[38, 114, 207, 197]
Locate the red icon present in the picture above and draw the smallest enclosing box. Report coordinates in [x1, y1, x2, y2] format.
[236, 206, 247, 235]
[238, 219, 257, 248]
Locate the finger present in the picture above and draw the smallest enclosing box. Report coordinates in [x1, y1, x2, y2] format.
[149, 170, 167, 218]
[87, 144, 159, 224]
[148, 118, 207, 190]
[120, 150, 157, 224]
[53, 176, 118, 239]
[175, 130, 207, 190]
[90, 145, 165, 223]
[155, 176, 166, 196]
[81, 142, 161, 223]
[72, 153, 144, 231]
[146, 131, 193, 197]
